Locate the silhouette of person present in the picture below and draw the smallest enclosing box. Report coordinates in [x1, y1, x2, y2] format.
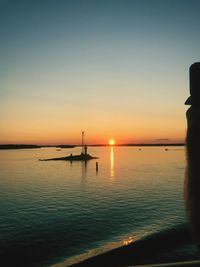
[185, 62, 200, 248]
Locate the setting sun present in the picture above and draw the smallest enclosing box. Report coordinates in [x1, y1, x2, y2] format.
[109, 139, 115, 146]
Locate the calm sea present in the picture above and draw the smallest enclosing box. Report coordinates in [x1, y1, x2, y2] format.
[0, 146, 198, 266]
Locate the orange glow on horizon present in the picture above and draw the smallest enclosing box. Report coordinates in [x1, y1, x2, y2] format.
[0, 120, 185, 145]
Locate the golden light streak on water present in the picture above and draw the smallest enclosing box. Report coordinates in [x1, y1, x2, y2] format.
[123, 236, 134, 246]
[110, 146, 114, 178]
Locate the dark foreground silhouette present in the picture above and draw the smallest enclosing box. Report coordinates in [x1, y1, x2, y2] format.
[185, 62, 200, 249]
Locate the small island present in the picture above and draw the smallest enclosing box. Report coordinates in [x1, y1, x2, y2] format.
[39, 152, 98, 162]
[39, 145, 98, 162]
[40, 133, 98, 162]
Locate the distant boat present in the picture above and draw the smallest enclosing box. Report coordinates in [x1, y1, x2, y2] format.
[56, 145, 76, 148]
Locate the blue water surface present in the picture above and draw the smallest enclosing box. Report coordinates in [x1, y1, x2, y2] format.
[0, 146, 196, 266]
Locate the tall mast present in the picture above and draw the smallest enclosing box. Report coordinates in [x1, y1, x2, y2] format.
[82, 131, 84, 154]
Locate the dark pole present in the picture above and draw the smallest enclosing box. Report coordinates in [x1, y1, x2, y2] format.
[82, 131, 84, 154]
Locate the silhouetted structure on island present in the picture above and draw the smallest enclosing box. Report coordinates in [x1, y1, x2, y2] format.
[39, 132, 98, 161]
[39, 153, 98, 162]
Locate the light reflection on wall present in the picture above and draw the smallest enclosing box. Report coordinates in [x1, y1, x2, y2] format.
[110, 146, 114, 178]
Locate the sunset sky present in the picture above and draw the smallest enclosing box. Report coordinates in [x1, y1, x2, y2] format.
[1, 0, 200, 145]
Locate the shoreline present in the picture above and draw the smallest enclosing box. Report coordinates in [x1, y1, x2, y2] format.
[50, 239, 129, 267]
[50, 224, 197, 267]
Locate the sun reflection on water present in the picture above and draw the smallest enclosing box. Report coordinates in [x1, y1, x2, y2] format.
[110, 147, 114, 178]
[123, 236, 134, 246]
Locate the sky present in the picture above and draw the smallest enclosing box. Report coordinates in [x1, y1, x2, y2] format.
[1, 0, 200, 145]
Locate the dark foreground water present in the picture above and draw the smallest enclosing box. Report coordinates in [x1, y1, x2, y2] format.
[0, 147, 198, 267]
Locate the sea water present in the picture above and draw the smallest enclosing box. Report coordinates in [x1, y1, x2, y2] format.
[0, 147, 197, 266]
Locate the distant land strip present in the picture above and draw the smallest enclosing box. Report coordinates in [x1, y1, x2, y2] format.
[89, 143, 185, 147]
[0, 143, 185, 149]
[0, 144, 76, 150]
[120, 143, 185, 147]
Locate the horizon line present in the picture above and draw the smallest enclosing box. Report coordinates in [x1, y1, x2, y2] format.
[0, 143, 185, 149]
